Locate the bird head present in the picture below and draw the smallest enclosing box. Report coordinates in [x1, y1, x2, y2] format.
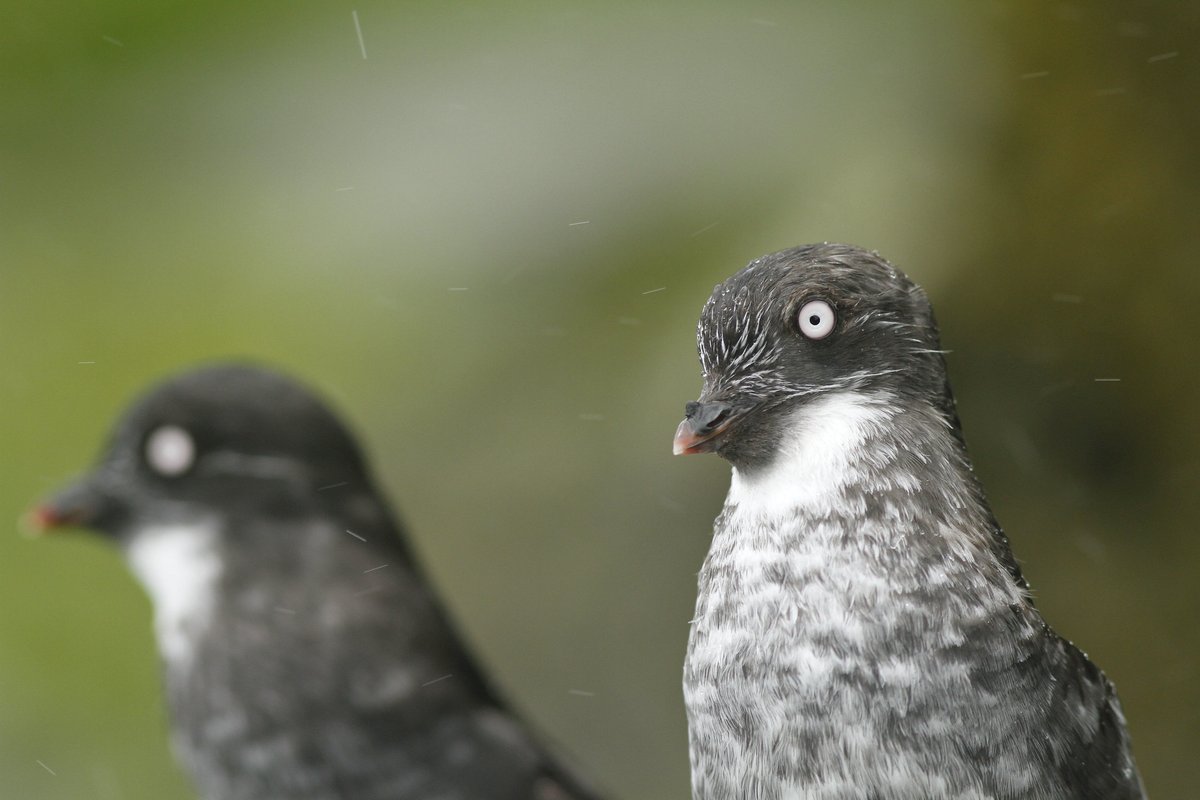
[27, 364, 373, 543]
[674, 243, 951, 470]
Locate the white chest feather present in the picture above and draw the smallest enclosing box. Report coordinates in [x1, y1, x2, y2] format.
[691, 393, 907, 675]
[685, 393, 1030, 797]
[725, 391, 896, 519]
[126, 525, 223, 664]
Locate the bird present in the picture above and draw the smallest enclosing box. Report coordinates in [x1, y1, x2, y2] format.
[672, 244, 1144, 800]
[29, 364, 602, 800]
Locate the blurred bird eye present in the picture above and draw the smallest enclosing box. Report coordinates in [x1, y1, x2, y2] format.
[145, 425, 196, 477]
[797, 300, 835, 340]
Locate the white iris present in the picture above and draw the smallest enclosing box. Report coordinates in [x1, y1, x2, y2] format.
[798, 299, 835, 340]
[145, 425, 196, 476]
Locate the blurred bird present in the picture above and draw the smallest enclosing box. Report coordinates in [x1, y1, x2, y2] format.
[673, 244, 1144, 799]
[30, 364, 602, 800]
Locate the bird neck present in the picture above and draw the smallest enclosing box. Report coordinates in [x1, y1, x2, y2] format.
[124, 521, 225, 666]
[717, 390, 1020, 606]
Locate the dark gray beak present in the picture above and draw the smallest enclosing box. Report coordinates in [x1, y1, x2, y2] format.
[673, 400, 739, 456]
[23, 474, 116, 536]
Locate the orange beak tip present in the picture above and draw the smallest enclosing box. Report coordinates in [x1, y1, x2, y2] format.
[20, 506, 54, 537]
[673, 418, 714, 456]
[672, 419, 692, 456]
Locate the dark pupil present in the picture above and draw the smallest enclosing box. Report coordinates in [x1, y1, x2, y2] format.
[808, 314, 821, 326]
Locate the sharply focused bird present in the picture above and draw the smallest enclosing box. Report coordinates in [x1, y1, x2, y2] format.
[673, 244, 1144, 800]
[30, 364, 602, 800]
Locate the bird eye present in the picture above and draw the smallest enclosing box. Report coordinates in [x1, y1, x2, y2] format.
[145, 425, 196, 477]
[797, 300, 835, 340]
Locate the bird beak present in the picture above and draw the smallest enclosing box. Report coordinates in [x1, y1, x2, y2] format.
[673, 400, 738, 456]
[23, 475, 109, 536]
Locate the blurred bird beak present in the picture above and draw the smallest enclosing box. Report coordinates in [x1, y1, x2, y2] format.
[23, 476, 106, 536]
[673, 400, 737, 456]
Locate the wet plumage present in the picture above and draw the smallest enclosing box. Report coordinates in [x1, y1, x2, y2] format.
[34, 365, 602, 800]
[674, 244, 1144, 800]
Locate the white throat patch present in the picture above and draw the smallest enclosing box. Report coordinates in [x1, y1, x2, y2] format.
[125, 524, 223, 664]
[726, 391, 896, 519]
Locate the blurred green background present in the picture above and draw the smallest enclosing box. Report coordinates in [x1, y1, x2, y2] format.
[2, 1, 1197, 797]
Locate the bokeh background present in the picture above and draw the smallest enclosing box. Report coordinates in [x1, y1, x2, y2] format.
[2, 2, 1197, 797]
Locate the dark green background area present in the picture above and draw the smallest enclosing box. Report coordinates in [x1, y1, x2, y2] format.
[2, 2, 1197, 797]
